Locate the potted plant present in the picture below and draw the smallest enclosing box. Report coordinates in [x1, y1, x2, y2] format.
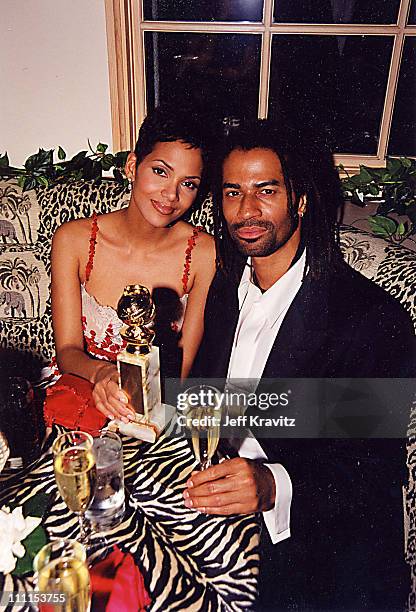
[340, 157, 416, 245]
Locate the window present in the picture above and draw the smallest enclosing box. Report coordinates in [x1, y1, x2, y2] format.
[105, 0, 416, 170]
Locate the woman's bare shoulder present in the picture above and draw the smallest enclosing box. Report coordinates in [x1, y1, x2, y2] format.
[176, 221, 214, 245]
[53, 216, 93, 241]
[53, 210, 122, 244]
[183, 224, 216, 276]
[52, 219, 92, 258]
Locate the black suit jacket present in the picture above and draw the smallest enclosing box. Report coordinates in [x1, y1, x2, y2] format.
[192, 261, 416, 610]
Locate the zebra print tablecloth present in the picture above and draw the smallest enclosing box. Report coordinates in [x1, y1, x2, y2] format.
[0, 426, 260, 611]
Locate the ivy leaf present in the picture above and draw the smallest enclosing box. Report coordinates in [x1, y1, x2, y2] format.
[96, 143, 108, 154]
[358, 167, 374, 183]
[386, 157, 403, 178]
[90, 161, 102, 181]
[368, 215, 398, 237]
[115, 151, 129, 167]
[57, 146, 66, 160]
[369, 183, 380, 197]
[82, 158, 94, 179]
[67, 151, 88, 170]
[12, 525, 47, 576]
[25, 148, 53, 171]
[401, 157, 412, 169]
[101, 154, 115, 171]
[22, 176, 38, 192]
[397, 222, 406, 236]
[36, 176, 49, 188]
[0, 152, 10, 168]
[350, 191, 365, 206]
[113, 168, 124, 183]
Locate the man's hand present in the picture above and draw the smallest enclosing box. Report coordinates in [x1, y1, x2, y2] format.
[183, 457, 276, 515]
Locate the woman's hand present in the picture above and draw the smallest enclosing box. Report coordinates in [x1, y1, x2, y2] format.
[92, 363, 135, 423]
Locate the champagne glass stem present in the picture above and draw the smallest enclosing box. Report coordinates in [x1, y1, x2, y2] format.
[77, 513, 89, 545]
[200, 455, 210, 471]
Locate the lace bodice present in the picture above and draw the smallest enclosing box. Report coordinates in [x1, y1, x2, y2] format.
[80, 283, 189, 362]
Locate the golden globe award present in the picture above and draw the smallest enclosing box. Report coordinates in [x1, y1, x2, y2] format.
[111, 285, 161, 443]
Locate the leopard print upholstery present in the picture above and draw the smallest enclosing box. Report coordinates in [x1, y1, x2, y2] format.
[189, 193, 214, 235]
[1, 179, 415, 364]
[339, 225, 416, 329]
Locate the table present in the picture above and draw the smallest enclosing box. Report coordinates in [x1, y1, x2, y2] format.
[0, 425, 260, 611]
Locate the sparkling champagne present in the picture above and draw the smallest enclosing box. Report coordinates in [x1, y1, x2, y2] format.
[189, 407, 220, 469]
[37, 556, 90, 612]
[54, 448, 97, 514]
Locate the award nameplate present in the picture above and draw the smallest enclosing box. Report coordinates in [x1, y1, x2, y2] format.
[110, 285, 161, 443]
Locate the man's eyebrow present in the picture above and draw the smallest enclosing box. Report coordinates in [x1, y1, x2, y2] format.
[255, 180, 280, 188]
[223, 179, 281, 189]
[154, 159, 201, 179]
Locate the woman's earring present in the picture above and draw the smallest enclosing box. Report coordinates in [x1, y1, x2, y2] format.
[299, 210, 304, 218]
[127, 178, 133, 192]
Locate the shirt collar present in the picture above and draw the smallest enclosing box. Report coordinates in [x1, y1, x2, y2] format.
[238, 250, 307, 328]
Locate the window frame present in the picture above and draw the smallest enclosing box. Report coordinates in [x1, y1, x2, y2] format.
[104, 0, 416, 171]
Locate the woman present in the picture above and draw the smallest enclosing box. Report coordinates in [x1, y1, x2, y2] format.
[44, 106, 215, 430]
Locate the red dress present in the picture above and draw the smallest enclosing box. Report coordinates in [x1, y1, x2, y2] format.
[43, 214, 203, 434]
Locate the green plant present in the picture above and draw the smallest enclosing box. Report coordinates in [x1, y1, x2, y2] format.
[0, 143, 129, 191]
[340, 157, 416, 244]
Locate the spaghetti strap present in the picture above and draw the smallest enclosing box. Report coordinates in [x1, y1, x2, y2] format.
[85, 213, 99, 283]
[182, 226, 203, 294]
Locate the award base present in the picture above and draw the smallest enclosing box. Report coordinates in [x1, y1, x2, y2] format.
[116, 345, 161, 442]
[108, 416, 159, 443]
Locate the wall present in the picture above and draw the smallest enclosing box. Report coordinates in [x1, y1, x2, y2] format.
[1, 0, 112, 166]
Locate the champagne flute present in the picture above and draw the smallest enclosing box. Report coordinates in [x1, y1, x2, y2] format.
[33, 539, 90, 612]
[52, 431, 97, 546]
[182, 385, 222, 470]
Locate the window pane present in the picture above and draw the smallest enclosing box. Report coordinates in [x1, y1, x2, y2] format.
[143, 0, 264, 22]
[388, 38, 416, 156]
[273, 0, 400, 24]
[409, 0, 416, 24]
[268, 35, 393, 154]
[144, 32, 261, 122]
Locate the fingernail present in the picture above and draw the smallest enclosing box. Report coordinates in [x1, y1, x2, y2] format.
[184, 498, 193, 508]
[119, 396, 128, 403]
[183, 490, 189, 499]
[108, 414, 114, 421]
[187, 479, 193, 488]
[122, 417, 129, 424]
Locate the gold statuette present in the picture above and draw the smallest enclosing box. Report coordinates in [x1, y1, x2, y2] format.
[113, 285, 161, 442]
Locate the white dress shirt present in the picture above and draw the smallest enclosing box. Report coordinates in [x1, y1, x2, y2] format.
[227, 251, 306, 544]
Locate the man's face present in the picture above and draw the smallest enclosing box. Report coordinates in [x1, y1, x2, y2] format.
[222, 147, 302, 257]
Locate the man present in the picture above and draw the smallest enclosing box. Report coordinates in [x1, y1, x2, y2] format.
[186, 121, 415, 609]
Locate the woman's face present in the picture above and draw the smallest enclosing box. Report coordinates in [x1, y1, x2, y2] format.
[126, 140, 203, 228]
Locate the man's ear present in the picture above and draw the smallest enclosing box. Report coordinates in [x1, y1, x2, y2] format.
[125, 152, 138, 181]
[298, 195, 307, 218]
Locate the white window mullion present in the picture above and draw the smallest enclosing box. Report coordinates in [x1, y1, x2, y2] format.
[377, 0, 412, 159]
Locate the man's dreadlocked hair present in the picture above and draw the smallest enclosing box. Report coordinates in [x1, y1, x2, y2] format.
[213, 120, 345, 280]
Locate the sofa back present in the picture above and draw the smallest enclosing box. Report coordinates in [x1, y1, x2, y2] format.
[0, 178, 415, 365]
